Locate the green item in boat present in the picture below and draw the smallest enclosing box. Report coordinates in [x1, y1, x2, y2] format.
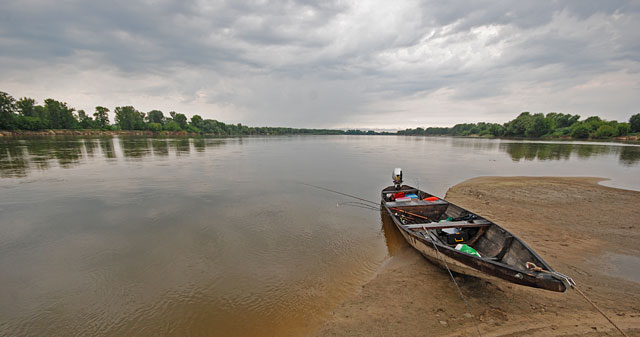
[455, 244, 481, 257]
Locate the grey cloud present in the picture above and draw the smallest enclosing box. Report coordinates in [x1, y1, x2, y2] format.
[1, 0, 639, 127]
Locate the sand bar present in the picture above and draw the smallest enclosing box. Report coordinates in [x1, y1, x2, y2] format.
[317, 177, 640, 337]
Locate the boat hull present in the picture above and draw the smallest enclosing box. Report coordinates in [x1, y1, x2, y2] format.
[381, 199, 566, 292]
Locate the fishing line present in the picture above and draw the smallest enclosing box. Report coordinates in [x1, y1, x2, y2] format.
[425, 230, 483, 337]
[300, 182, 379, 205]
[337, 201, 381, 211]
[301, 182, 432, 220]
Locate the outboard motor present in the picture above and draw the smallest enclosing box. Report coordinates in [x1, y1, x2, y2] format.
[393, 168, 403, 190]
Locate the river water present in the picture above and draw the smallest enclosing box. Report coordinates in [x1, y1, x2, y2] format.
[1, 136, 639, 336]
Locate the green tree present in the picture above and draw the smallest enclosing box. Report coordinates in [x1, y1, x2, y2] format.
[16, 97, 37, 117]
[114, 106, 145, 130]
[148, 122, 163, 132]
[147, 110, 165, 124]
[489, 123, 505, 136]
[77, 109, 94, 129]
[0, 91, 17, 129]
[545, 113, 580, 129]
[44, 98, 77, 129]
[14, 98, 47, 130]
[630, 113, 640, 133]
[525, 113, 551, 137]
[504, 112, 533, 137]
[14, 115, 45, 130]
[94, 106, 110, 129]
[199, 119, 224, 134]
[583, 116, 604, 132]
[571, 124, 590, 139]
[190, 115, 203, 128]
[168, 111, 176, 122]
[185, 124, 200, 133]
[34, 105, 49, 127]
[616, 123, 630, 136]
[593, 125, 615, 139]
[173, 113, 188, 129]
[164, 120, 181, 131]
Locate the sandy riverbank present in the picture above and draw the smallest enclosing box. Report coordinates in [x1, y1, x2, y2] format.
[317, 177, 640, 336]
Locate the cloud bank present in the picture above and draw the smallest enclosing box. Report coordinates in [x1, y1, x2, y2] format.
[1, 0, 639, 128]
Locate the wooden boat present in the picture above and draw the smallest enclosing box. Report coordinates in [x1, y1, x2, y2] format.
[381, 169, 573, 292]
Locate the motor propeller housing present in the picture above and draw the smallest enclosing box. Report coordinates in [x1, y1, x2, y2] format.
[393, 168, 403, 189]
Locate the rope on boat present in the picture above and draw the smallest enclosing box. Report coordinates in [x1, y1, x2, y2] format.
[573, 286, 629, 337]
[423, 224, 483, 337]
[526, 262, 629, 337]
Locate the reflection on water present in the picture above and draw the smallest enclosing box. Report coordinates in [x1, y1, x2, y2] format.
[98, 137, 116, 159]
[194, 138, 205, 152]
[0, 141, 28, 177]
[2, 137, 639, 178]
[619, 146, 640, 166]
[174, 138, 191, 156]
[151, 138, 169, 157]
[501, 141, 640, 165]
[0, 138, 88, 177]
[84, 139, 97, 158]
[121, 137, 152, 159]
[380, 210, 409, 256]
[0, 137, 201, 177]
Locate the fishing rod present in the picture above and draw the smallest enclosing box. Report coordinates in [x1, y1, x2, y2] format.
[301, 182, 379, 206]
[337, 201, 381, 211]
[301, 182, 433, 222]
[337, 202, 381, 212]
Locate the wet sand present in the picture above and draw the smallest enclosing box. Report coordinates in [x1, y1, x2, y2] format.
[317, 177, 640, 336]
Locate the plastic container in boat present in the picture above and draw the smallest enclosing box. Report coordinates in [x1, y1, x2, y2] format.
[455, 244, 481, 257]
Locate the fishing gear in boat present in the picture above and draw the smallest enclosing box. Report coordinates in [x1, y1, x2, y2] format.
[382, 168, 630, 337]
[380, 169, 568, 292]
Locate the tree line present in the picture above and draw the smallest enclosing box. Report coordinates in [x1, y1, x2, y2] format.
[0, 91, 343, 135]
[398, 112, 640, 139]
[2, 90, 639, 139]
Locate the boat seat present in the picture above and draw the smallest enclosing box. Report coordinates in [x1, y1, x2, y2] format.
[404, 220, 491, 230]
[385, 199, 449, 207]
[484, 236, 514, 262]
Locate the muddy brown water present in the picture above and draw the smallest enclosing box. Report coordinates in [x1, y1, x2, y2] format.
[1, 136, 639, 336]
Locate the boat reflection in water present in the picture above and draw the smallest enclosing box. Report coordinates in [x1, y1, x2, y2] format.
[380, 210, 410, 257]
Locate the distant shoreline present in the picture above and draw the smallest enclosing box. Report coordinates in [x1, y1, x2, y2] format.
[401, 133, 640, 143]
[1, 129, 638, 143]
[0, 129, 339, 137]
[3, 91, 639, 141]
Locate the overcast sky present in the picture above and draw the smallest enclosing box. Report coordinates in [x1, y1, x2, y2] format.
[1, 0, 639, 129]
